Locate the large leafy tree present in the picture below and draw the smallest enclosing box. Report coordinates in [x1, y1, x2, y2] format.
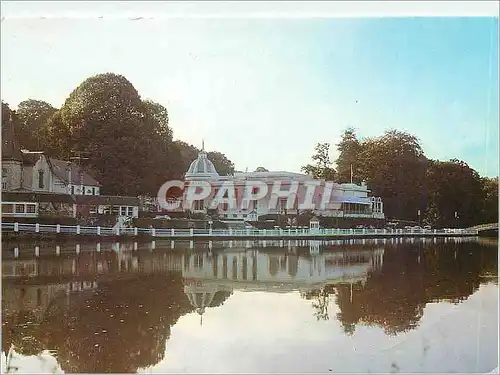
[172, 140, 200, 179]
[425, 159, 485, 228]
[16, 99, 57, 151]
[335, 128, 363, 184]
[480, 177, 499, 224]
[358, 130, 428, 221]
[207, 150, 235, 176]
[301, 143, 336, 180]
[43, 73, 175, 196]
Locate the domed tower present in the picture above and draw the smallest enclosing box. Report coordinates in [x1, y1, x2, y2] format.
[185, 141, 220, 181]
[186, 291, 217, 326]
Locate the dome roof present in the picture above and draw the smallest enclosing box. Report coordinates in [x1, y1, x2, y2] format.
[185, 150, 219, 180]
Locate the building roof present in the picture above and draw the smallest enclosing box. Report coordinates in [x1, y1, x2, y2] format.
[48, 158, 101, 187]
[73, 195, 139, 206]
[233, 171, 311, 180]
[185, 150, 220, 180]
[2, 191, 76, 204]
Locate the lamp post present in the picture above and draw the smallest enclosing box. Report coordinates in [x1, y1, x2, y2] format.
[417, 209, 421, 226]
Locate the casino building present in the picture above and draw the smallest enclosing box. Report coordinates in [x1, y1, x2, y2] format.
[169, 145, 385, 227]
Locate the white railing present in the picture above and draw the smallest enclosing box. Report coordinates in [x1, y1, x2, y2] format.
[1, 222, 479, 237]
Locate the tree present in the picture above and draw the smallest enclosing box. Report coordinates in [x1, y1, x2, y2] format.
[335, 128, 363, 184]
[207, 150, 235, 176]
[254, 167, 269, 172]
[171, 141, 199, 179]
[480, 177, 498, 224]
[1, 102, 23, 161]
[43, 73, 174, 196]
[16, 99, 57, 151]
[142, 100, 172, 141]
[358, 130, 428, 221]
[301, 143, 336, 180]
[424, 159, 485, 228]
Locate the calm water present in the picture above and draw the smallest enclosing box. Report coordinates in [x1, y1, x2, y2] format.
[2, 237, 498, 373]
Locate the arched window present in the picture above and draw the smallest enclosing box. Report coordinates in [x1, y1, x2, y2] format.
[38, 170, 45, 189]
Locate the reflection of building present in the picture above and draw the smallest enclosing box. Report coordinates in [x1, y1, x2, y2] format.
[181, 248, 384, 318]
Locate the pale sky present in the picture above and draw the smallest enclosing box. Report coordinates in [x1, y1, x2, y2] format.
[1, 2, 499, 177]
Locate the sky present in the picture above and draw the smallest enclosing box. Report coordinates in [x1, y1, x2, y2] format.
[1, 2, 499, 177]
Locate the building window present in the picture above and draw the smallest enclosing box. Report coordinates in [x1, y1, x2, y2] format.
[2, 203, 13, 213]
[92, 187, 96, 195]
[70, 185, 75, 195]
[89, 206, 97, 214]
[278, 198, 287, 212]
[127, 207, 134, 216]
[26, 204, 36, 213]
[38, 170, 45, 189]
[120, 206, 127, 216]
[15, 204, 25, 213]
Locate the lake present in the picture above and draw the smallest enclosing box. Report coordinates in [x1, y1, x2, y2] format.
[1, 237, 498, 373]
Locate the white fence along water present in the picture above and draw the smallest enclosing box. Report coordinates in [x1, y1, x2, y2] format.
[1, 222, 479, 238]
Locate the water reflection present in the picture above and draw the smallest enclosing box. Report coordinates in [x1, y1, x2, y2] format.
[1, 238, 497, 373]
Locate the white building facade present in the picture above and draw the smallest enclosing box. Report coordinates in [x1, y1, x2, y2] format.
[171, 147, 384, 223]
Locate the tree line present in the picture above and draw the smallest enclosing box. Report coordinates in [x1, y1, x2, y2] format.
[302, 128, 498, 227]
[2, 73, 235, 197]
[2, 72, 497, 227]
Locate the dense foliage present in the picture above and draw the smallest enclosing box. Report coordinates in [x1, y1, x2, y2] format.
[2, 73, 234, 196]
[303, 128, 498, 227]
[2, 72, 497, 226]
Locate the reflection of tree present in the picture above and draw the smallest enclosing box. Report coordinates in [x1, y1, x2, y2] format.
[208, 291, 233, 308]
[335, 283, 363, 336]
[2, 311, 46, 355]
[333, 242, 498, 336]
[311, 288, 330, 321]
[4, 273, 194, 373]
